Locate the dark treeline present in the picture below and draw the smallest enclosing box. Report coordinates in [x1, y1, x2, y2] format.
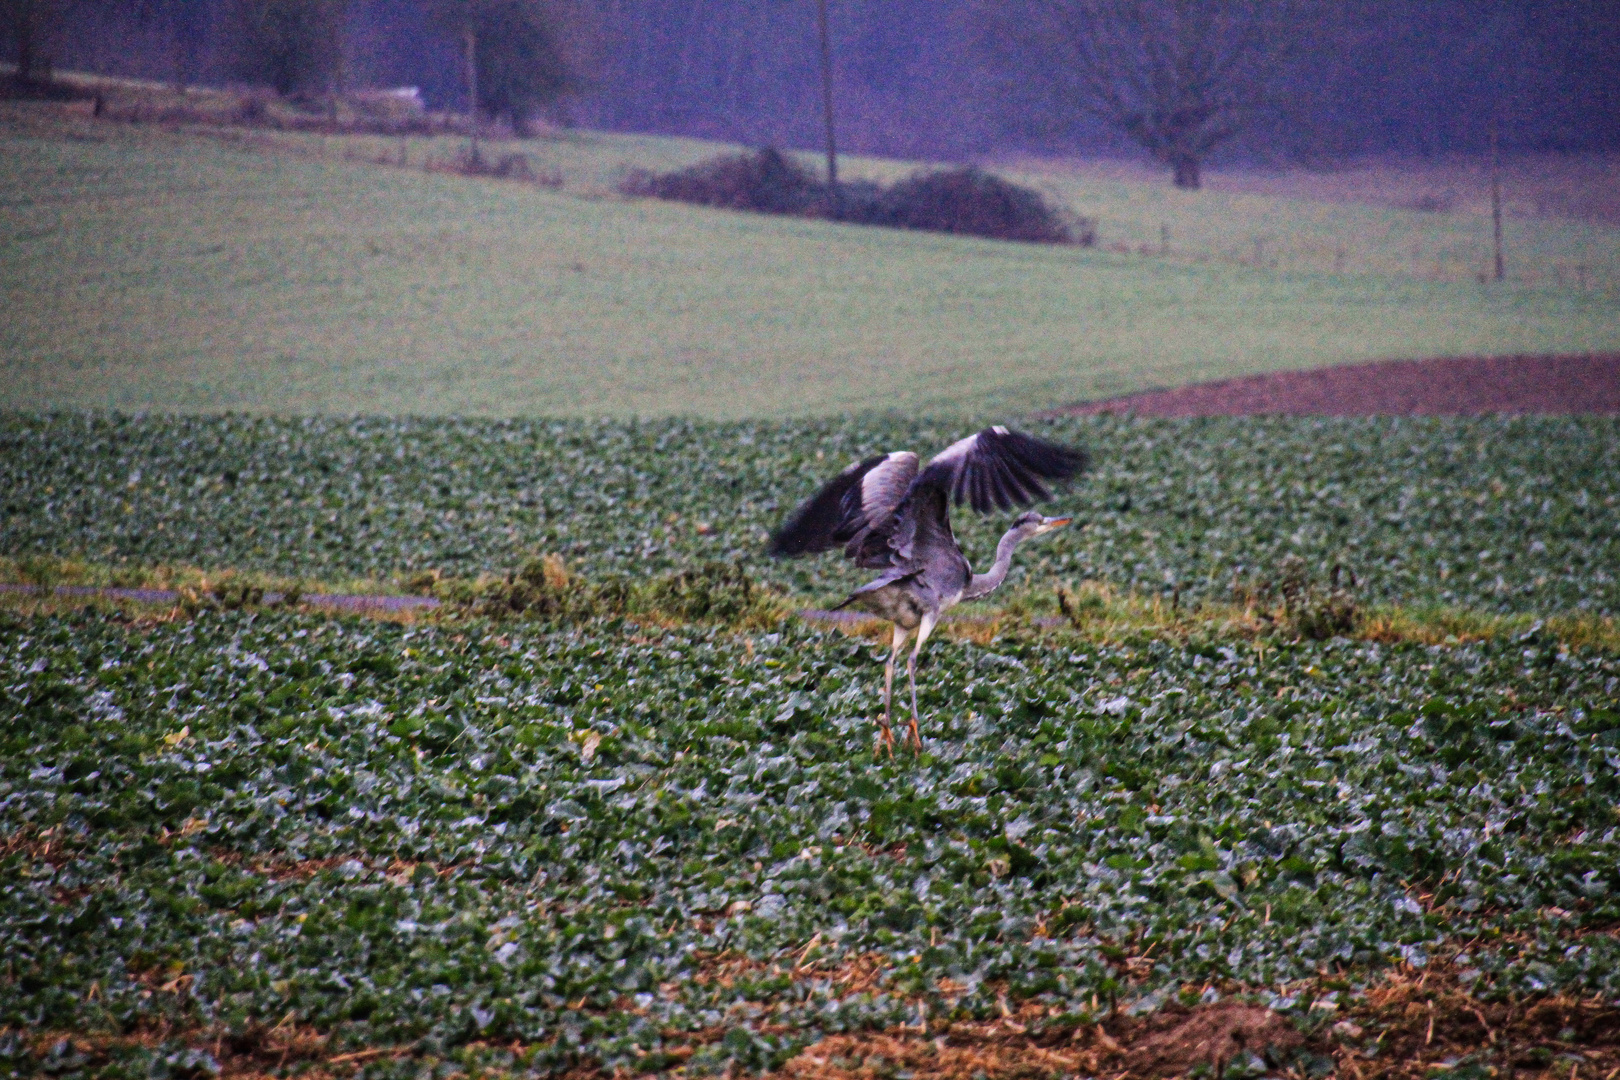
[7, 0, 1618, 162]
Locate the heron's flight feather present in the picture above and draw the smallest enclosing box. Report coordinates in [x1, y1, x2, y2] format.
[845, 451, 919, 541]
[922, 426, 1087, 514]
[766, 453, 891, 556]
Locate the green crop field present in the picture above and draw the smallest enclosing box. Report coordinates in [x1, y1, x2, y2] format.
[2, 414, 1619, 1075]
[4, 105, 1620, 418]
[3, 413, 1618, 617]
[5, 605, 1618, 1077]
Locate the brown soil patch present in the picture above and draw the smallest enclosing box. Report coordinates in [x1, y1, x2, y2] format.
[782, 1028, 1096, 1080]
[685, 948, 893, 996]
[25, 1022, 337, 1080]
[1058, 353, 1620, 416]
[15, 930, 1620, 1079]
[767, 951, 1620, 1080]
[1330, 959, 1620, 1080]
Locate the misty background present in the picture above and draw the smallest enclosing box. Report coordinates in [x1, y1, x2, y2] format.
[12, 0, 1620, 167]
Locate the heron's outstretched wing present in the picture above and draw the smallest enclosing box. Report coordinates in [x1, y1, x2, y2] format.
[921, 426, 1088, 513]
[771, 428, 1085, 568]
[847, 426, 1086, 570]
[860, 481, 957, 572]
[768, 451, 919, 558]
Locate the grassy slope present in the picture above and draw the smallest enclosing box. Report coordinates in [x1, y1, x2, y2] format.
[1002, 155, 1620, 285]
[4, 109, 1620, 418]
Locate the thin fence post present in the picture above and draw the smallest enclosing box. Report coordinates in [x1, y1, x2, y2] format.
[816, 0, 839, 208]
[465, 29, 481, 167]
[1490, 117, 1504, 282]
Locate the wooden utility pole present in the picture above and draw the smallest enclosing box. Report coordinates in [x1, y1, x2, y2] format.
[1490, 116, 1504, 281]
[465, 28, 481, 166]
[15, 0, 39, 83]
[815, 0, 838, 204]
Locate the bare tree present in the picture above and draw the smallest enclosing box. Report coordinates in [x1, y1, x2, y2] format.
[429, 0, 579, 134]
[227, 0, 346, 97]
[1, 0, 57, 83]
[1024, 0, 1306, 189]
[814, 0, 837, 195]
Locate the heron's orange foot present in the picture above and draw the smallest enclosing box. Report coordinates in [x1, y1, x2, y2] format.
[876, 719, 896, 760]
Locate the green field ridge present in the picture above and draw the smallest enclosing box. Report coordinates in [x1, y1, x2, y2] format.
[5, 555, 1619, 658]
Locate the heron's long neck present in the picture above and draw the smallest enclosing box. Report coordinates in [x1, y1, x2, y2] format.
[963, 528, 1025, 601]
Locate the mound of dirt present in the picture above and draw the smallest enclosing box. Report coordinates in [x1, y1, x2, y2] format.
[1059, 353, 1620, 416]
[775, 1001, 1306, 1080]
[1123, 1001, 1303, 1076]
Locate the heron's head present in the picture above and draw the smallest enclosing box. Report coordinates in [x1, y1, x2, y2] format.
[1011, 511, 1073, 538]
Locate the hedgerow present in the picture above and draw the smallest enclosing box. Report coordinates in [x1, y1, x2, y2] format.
[620, 151, 1081, 245]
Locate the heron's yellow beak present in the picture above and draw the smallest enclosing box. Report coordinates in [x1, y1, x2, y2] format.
[1035, 516, 1073, 535]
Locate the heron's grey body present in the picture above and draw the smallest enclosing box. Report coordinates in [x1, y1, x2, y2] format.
[845, 572, 956, 630]
[770, 427, 1088, 753]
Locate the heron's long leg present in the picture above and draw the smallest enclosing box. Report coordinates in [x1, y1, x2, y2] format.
[905, 612, 939, 754]
[880, 623, 909, 759]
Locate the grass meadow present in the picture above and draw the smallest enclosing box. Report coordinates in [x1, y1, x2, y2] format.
[3, 101, 1620, 418]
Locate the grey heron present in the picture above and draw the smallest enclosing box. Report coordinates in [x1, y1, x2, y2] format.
[770, 426, 1088, 754]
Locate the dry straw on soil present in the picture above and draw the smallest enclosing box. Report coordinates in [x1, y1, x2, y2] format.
[24, 957, 1620, 1078]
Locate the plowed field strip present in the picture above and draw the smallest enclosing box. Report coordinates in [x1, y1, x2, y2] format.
[1059, 353, 1620, 416]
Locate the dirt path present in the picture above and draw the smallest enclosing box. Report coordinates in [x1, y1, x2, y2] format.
[1057, 353, 1620, 416]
